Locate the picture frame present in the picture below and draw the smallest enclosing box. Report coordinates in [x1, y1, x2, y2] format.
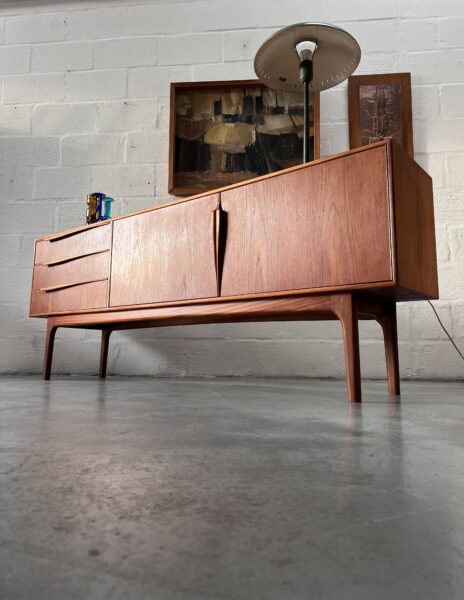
[348, 72, 413, 158]
[168, 80, 320, 196]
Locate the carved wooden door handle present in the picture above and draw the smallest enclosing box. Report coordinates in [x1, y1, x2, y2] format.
[213, 198, 227, 296]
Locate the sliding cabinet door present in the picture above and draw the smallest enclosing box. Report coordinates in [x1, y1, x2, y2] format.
[220, 145, 393, 297]
[110, 194, 218, 307]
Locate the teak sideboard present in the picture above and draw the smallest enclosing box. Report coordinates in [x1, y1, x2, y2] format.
[29, 140, 438, 402]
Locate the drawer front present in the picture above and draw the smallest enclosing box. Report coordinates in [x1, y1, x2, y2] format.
[30, 280, 108, 315]
[35, 225, 111, 265]
[32, 251, 110, 291]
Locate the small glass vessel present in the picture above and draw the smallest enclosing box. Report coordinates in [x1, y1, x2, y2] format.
[101, 197, 114, 220]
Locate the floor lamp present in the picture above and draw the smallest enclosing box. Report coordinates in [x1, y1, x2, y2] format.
[254, 23, 361, 163]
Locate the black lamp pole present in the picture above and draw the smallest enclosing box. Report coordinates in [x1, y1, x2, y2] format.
[299, 58, 313, 164]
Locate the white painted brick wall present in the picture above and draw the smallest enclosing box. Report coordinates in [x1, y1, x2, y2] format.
[31, 41, 93, 72]
[4, 73, 65, 103]
[0, 105, 32, 135]
[0, 136, 59, 166]
[66, 69, 127, 101]
[158, 33, 222, 65]
[5, 12, 66, 44]
[62, 134, 125, 165]
[441, 84, 464, 118]
[93, 37, 158, 69]
[127, 65, 193, 97]
[0, 0, 462, 380]
[91, 165, 155, 197]
[96, 99, 157, 132]
[66, 7, 127, 41]
[35, 166, 91, 198]
[0, 44, 31, 74]
[33, 103, 96, 134]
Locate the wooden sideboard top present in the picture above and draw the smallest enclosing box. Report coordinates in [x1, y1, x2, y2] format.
[39, 139, 429, 243]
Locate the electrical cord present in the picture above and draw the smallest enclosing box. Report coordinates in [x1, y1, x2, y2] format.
[427, 300, 464, 362]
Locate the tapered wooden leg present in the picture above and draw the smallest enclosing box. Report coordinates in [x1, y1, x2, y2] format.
[332, 294, 362, 403]
[377, 305, 401, 396]
[43, 320, 58, 380]
[99, 329, 112, 379]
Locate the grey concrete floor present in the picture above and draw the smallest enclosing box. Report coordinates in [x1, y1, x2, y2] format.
[1, 376, 464, 600]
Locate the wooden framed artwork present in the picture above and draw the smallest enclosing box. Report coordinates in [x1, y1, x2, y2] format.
[348, 72, 413, 158]
[168, 80, 320, 196]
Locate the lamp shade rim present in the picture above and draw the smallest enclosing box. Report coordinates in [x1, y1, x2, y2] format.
[254, 22, 361, 93]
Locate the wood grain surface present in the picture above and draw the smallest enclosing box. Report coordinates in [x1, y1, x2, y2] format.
[32, 251, 110, 290]
[110, 194, 219, 307]
[35, 224, 111, 265]
[220, 144, 393, 297]
[47, 293, 346, 329]
[391, 142, 439, 299]
[29, 140, 439, 318]
[30, 279, 108, 315]
[47, 292, 391, 330]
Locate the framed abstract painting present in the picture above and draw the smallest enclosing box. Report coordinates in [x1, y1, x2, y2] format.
[168, 80, 320, 196]
[348, 72, 413, 158]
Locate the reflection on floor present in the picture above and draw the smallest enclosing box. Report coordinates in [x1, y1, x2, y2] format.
[1, 376, 464, 600]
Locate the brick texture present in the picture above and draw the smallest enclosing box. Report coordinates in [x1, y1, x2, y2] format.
[0, 0, 462, 379]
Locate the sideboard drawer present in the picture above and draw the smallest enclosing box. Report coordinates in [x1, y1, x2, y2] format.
[30, 279, 108, 315]
[32, 251, 110, 291]
[35, 224, 111, 265]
